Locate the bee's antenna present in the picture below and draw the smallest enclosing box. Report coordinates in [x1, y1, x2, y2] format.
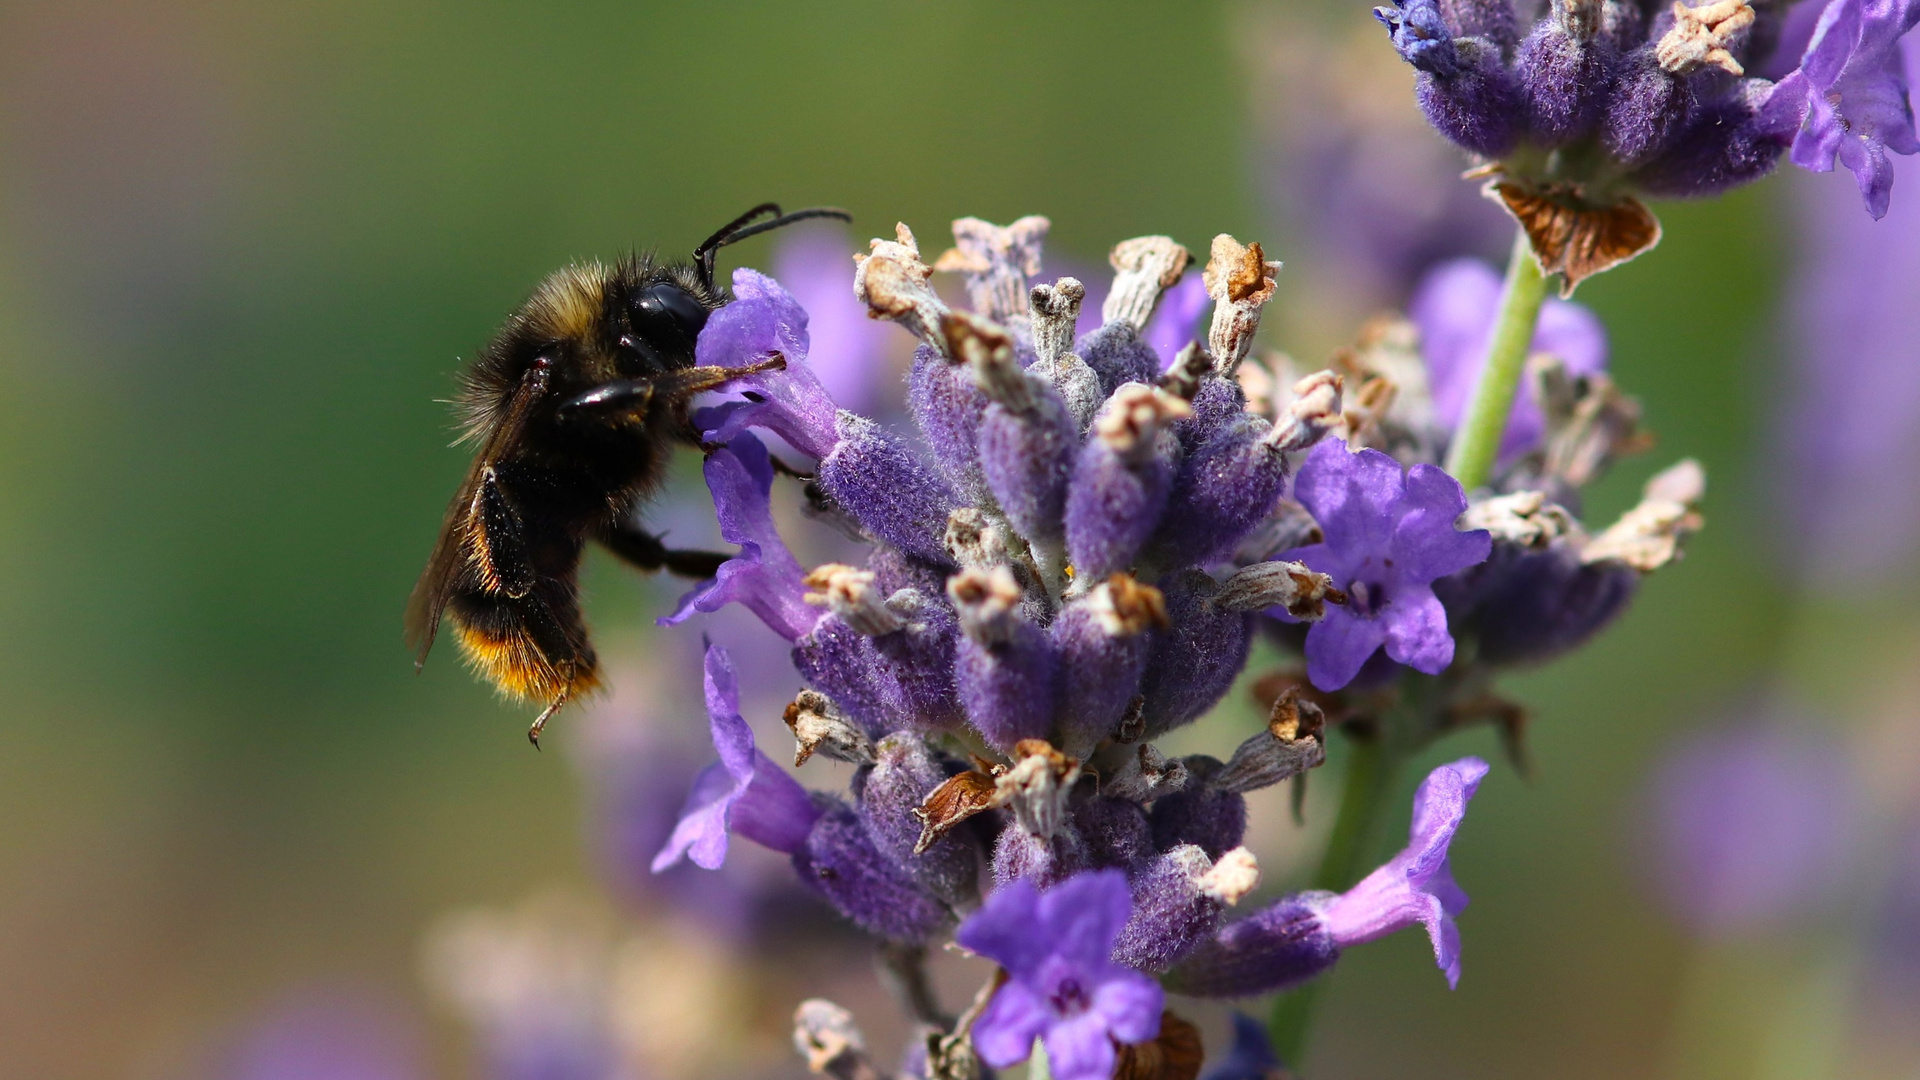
[694, 204, 854, 289]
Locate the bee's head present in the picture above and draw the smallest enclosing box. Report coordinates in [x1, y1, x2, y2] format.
[610, 272, 713, 376]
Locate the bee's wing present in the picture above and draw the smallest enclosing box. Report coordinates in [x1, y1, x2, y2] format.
[404, 362, 552, 666]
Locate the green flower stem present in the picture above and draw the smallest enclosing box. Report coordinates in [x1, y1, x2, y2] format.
[1442, 228, 1551, 491]
[1265, 736, 1404, 1065]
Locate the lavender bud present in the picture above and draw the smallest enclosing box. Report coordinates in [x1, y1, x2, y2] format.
[819, 413, 959, 567]
[1581, 458, 1705, 570]
[1051, 575, 1168, 756]
[1030, 279, 1105, 431]
[1078, 322, 1166, 395]
[1159, 343, 1216, 402]
[794, 613, 965, 736]
[855, 223, 950, 354]
[805, 564, 908, 637]
[1149, 757, 1249, 859]
[1266, 370, 1345, 453]
[1654, 0, 1754, 75]
[932, 215, 1050, 324]
[1202, 235, 1281, 377]
[1162, 892, 1341, 998]
[1600, 49, 1697, 166]
[1073, 794, 1156, 870]
[861, 733, 983, 910]
[1413, 39, 1527, 157]
[1517, 19, 1616, 146]
[1064, 386, 1191, 581]
[1103, 742, 1191, 803]
[794, 802, 953, 943]
[1210, 689, 1328, 792]
[908, 344, 991, 504]
[950, 567, 1058, 749]
[1151, 415, 1290, 568]
[1103, 235, 1191, 330]
[1629, 96, 1791, 198]
[1113, 845, 1261, 972]
[995, 740, 1083, 840]
[944, 507, 1016, 570]
[786, 689, 877, 767]
[947, 314, 1080, 554]
[1215, 560, 1343, 620]
[990, 823, 1088, 889]
[1138, 570, 1254, 739]
[1443, 0, 1518, 45]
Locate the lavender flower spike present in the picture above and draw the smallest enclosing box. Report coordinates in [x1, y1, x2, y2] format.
[653, 642, 821, 871]
[662, 435, 819, 642]
[1779, 0, 1920, 218]
[1321, 757, 1489, 987]
[957, 870, 1164, 1080]
[1281, 441, 1491, 691]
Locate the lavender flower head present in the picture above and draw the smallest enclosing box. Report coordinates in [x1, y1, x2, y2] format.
[629, 214, 1688, 1078]
[956, 870, 1164, 1080]
[1371, 0, 1920, 294]
[1281, 440, 1493, 691]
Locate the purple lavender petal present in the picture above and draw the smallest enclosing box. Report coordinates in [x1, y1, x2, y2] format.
[1319, 756, 1489, 987]
[1283, 443, 1487, 690]
[971, 979, 1051, 1068]
[956, 876, 1050, 975]
[660, 435, 819, 642]
[1379, 584, 1455, 673]
[1412, 258, 1608, 459]
[652, 644, 818, 871]
[1288, 441, 1404, 554]
[693, 268, 842, 458]
[1784, 0, 1920, 217]
[1301, 605, 1393, 692]
[957, 870, 1163, 1070]
[773, 226, 893, 415]
[1038, 868, 1137, 968]
[1043, 1012, 1120, 1080]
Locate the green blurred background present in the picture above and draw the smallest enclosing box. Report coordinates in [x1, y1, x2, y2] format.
[1, 1, 1905, 1077]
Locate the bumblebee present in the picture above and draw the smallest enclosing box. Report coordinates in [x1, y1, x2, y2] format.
[406, 203, 850, 744]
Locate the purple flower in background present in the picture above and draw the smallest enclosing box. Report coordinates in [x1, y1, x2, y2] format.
[1780, 152, 1920, 582]
[1780, 0, 1920, 217]
[1412, 258, 1608, 459]
[1320, 756, 1488, 987]
[1281, 441, 1491, 691]
[1143, 275, 1210, 367]
[774, 225, 895, 414]
[1644, 718, 1858, 937]
[662, 435, 819, 641]
[1167, 757, 1489, 996]
[957, 870, 1164, 1080]
[653, 642, 821, 871]
[217, 985, 425, 1080]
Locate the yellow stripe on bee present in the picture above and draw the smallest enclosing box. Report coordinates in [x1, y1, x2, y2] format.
[526, 262, 610, 343]
[452, 620, 599, 703]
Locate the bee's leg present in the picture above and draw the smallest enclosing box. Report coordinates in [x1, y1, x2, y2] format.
[528, 685, 570, 748]
[596, 518, 731, 580]
[555, 380, 654, 421]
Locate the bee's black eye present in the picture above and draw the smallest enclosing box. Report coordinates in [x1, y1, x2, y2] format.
[630, 282, 710, 351]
